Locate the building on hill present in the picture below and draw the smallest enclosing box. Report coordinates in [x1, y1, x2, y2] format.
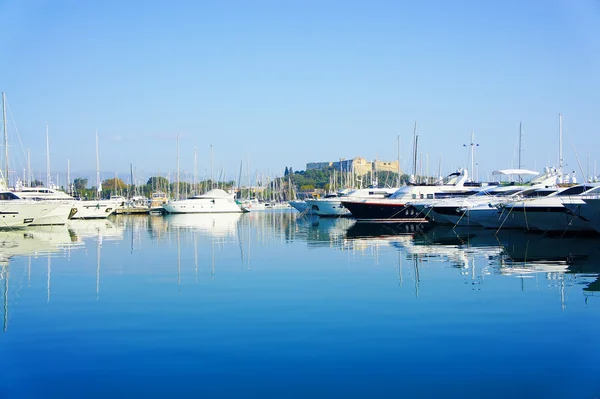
[306, 157, 400, 176]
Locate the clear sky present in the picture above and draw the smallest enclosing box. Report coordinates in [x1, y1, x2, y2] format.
[1, 0, 599, 185]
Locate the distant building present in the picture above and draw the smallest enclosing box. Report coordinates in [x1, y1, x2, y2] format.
[306, 157, 400, 176]
[306, 161, 334, 170]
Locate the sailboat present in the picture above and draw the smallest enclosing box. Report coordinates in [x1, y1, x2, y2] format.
[12, 124, 77, 225]
[0, 93, 65, 228]
[70, 133, 121, 219]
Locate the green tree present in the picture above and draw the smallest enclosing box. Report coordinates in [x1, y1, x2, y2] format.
[102, 178, 126, 190]
[146, 176, 170, 191]
[74, 177, 88, 191]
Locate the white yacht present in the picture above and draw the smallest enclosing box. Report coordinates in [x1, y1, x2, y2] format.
[468, 188, 557, 229]
[0, 191, 62, 229]
[162, 189, 246, 214]
[12, 184, 77, 225]
[341, 169, 478, 221]
[413, 168, 560, 227]
[500, 184, 600, 232]
[241, 198, 291, 211]
[306, 187, 397, 217]
[71, 198, 122, 219]
[567, 197, 600, 234]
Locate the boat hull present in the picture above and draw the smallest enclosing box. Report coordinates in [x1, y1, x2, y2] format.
[341, 200, 426, 221]
[71, 200, 121, 219]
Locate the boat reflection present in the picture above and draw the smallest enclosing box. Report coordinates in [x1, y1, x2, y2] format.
[165, 213, 242, 238]
[68, 219, 125, 242]
[296, 215, 355, 248]
[0, 226, 81, 261]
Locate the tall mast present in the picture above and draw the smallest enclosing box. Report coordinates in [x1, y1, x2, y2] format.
[2, 93, 8, 187]
[470, 130, 475, 180]
[210, 144, 214, 189]
[176, 135, 180, 199]
[129, 162, 133, 197]
[96, 132, 100, 198]
[397, 134, 401, 186]
[518, 121, 522, 170]
[27, 148, 31, 187]
[193, 146, 197, 194]
[412, 121, 418, 180]
[46, 124, 50, 187]
[67, 159, 71, 194]
[559, 113, 563, 171]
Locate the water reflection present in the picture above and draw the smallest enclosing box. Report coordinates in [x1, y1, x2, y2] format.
[1, 214, 599, 334]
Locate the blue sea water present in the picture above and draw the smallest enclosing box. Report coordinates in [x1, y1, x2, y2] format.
[1, 212, 599, 398]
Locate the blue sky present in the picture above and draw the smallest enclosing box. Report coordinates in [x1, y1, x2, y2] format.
[1, 0, 599, 185]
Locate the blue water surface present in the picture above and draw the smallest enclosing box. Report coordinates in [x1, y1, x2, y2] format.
[1, 212, 599, 398]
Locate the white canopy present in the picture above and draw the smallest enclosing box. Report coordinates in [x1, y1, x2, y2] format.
[492, 169, 540, 177]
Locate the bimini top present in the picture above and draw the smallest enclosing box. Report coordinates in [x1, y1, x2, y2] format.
[192, 189, 234, 199]
[492, 169, 540, 177]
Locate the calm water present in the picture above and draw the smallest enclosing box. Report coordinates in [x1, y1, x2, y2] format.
[1, 212, 599, 398]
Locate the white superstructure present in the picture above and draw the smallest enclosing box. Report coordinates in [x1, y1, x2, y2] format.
[162, 189, 245, 214]
[12, 184, 76, 225]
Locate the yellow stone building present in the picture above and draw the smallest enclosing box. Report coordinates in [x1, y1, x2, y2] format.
[306, 157, 400, 176]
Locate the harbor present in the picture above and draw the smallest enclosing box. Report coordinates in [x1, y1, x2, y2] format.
[2, 1, 599, 397]
[0, 212, 598, 397]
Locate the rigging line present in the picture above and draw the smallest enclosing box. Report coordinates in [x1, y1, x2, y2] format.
[495, 203, 515, 236]
[5, 101, 29, 172]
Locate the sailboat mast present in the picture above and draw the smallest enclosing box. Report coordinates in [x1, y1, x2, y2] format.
[397, 134, 401, 186]
[412, 121, 418, 180]
[176, 135, 180, 199]
[46, 124, 50, 187]
[130, 162, 133, 197]
[210, 144, 214, 189]
[518, 121, 522, 170]
[559, 113, 563, 171]
[193, 146, 197, 194]
[470, 130, 475, 180]
[27, 148, 31, 187]
[2, 93, 8, 187]
[95, 132, 100, 198]
[67, 159, 71, 194]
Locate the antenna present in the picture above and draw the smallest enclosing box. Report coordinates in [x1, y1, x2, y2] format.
[463, 130, 479, 181]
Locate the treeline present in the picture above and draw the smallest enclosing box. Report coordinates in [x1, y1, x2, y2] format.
[67, 176, 236, 199]
[289, 167, 410, 192]
[65, 168, 414, 200]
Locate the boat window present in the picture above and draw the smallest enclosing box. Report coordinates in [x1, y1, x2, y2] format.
[583, 186, 600, 195]
[559, 185, 592, 196]
[0, 192, 20, 200]
[427, 194, 434, 199]
[412, 194, 417, 199]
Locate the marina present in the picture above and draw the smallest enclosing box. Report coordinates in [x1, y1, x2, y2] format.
[0, 212, 598, 397]
[2, 1, 599, 396]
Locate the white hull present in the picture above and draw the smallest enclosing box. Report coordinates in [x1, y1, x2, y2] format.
[289, 200, 312, 214]
[243, 201, 291, 211]
[305, 199, 351, 217]
[71, 200, 121, 219]
[30, 201, 76, 226]
[0, 201, 61, 229]
[163, 198, 243, 214]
